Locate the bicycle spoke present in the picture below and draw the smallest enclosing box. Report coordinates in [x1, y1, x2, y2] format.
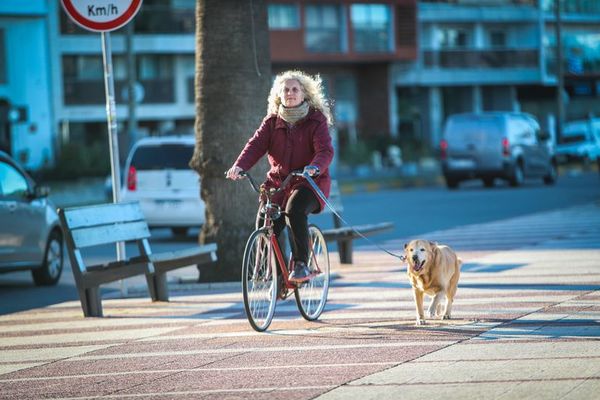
[242, 230, 277, 332]
[295, 225, 330, 321]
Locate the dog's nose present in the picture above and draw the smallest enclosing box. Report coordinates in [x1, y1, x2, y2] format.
[412, 255, 419, 261]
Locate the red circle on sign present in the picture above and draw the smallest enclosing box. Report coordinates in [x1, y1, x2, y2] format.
[61, 0, 143, 32]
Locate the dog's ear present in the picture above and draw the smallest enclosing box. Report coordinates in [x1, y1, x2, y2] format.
[429, 241, 438, 248]
[404, 242, 408, 249]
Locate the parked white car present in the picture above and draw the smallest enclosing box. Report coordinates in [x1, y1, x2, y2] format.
[121, 136, 205, 236]
[555, 118, 600, 165]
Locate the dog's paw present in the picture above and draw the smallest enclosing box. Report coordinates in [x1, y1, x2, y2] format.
[416, 319, 427, 326]
[442, 314, 451, 320]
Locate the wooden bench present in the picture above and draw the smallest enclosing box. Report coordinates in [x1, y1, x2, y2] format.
[58, 201, 217, 317]
[320, 180, 394, 264]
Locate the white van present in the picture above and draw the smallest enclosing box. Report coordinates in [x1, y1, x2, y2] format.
[555, 118, 600, 164]
[121, 135, 205, 236]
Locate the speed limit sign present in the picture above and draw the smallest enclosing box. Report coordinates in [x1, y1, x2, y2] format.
[61, 0, 143, 32]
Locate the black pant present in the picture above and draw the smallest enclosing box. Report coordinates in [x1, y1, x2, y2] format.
[256, 186, 320, 264]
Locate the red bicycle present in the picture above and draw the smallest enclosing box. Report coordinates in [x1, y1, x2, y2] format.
[237, 170, 330, 332]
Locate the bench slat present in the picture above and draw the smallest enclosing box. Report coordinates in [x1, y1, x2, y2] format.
[71, 221, 150, 248]
[81, 261, 150, 287]
[86, 255, 148, 272]
[62, 202, 146, 229]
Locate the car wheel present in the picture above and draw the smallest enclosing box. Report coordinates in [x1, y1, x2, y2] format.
[509, 163, 524, 187]
[445, 177, 459, 190]
[32, 230, 64, 286]
[543, 162, 558, 185]
[482, 178, 495, 188]
[171, 227, 189, 237]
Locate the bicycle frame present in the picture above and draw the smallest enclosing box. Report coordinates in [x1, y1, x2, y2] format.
[236, 169, 330, 331]
[246, 170, 323, 292]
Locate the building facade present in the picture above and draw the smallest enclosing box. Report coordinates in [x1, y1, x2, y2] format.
[268, 0, 418, 155]
[397, 0, 600, 148]
[0, 1, 55, 169]
[1, 0, 599, 171]
[1, 0, 198, 171]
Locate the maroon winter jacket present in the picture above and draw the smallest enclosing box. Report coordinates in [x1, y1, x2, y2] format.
[234, 108, 334, 212]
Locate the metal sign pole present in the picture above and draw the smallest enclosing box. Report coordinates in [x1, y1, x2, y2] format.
[101, 32, 127, 296]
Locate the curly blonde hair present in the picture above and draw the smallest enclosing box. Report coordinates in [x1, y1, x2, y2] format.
[267, 70, 333, 126]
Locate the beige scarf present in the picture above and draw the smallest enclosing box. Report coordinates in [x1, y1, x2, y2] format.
[278, 101, 309, 125]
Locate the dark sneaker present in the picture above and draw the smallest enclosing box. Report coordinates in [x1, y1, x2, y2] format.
[289, 261, 311, 283]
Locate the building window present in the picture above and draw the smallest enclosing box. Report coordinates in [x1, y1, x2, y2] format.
[350, 4, 392, 53]
[545, 30, 600, 75]
[63, 56, 122, 105]
[183, 56, 195, 103]
[490, 31, 506, 48]
[135, 0, 195, 34]
[63, 55, 174, 104]
[60, 0, 195, 34]
[268, 4, 300, 29]
[439, 28, 469, 48]
[305, 5, 343, 53]
[0, 30, 6, 83]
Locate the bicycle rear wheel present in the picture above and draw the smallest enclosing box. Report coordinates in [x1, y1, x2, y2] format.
[295, 225, 330, 321]
[242, 229, 277, 332]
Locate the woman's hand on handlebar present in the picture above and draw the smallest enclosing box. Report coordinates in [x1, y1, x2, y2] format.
[226, 165, 244, 180]
[303, 165, 320, 177]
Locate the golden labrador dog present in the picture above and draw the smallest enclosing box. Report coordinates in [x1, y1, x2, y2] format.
[404, 239, 461, 325]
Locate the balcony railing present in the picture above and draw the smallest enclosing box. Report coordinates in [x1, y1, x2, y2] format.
[60, 6, 195, 34]
[420, 0, 537, 6]
[423, 49, 538, 68]
[64, 79, 175, 105]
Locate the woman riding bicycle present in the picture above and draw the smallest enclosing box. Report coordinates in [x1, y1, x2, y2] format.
[226, 70, 334, 283]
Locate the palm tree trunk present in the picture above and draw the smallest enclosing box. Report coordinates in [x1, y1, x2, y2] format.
[191, 0, 271, 281]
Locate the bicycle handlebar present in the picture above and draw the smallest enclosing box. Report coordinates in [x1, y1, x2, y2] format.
[226, 169, 309, 196]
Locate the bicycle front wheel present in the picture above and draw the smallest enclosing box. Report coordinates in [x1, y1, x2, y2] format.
[242, 229, 277, 332]
[295, 225, 330, 321]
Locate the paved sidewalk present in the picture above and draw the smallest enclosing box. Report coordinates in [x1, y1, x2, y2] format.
[0, 203, 598, 399]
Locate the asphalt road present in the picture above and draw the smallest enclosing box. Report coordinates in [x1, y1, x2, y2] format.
[0, 171, 598, 315]
[313, 170, 600, 241]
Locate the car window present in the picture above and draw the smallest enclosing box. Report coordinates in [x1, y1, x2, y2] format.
[445, 115, 503, 140]
[0, 161, 29, 198]
[562, 131, 587, 144]
[130, 144, 194, 170]
[510, 118, 535, 145]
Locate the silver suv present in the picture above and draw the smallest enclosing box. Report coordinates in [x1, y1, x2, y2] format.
[0, 151, 63, 285]
[440, 112, 558, 189]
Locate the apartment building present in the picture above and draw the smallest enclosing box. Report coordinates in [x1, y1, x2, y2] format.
[268, 0, 418, 154]
[0, 1, 55, 170]
[397, 0, 600, 147]
[58, 0, 197, 162]
[0, 0, 197, 171]
[2, 0, 598, 171]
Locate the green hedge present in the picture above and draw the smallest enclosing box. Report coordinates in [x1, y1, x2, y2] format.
[39, 142, 111, 181]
